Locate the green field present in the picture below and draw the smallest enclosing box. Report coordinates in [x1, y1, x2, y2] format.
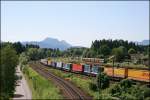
[23, 65, 63, 99]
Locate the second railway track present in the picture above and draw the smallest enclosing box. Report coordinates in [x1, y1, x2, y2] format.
[29, 62, 92, 100]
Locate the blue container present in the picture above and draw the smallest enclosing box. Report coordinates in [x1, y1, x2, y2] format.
[84, 64, 91, 73]
[91, 65, 99, 75]
[63, 63, 72, 71]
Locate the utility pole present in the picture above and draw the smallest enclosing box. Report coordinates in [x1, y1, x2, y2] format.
[97, 66, 101, 99]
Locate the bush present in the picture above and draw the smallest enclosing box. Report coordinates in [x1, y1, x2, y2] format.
[110, 84, 121, 96]
[109, 79, 150, 100]
[120, 93, 137, 100]
[97, 72, 110, 89]
[141, 85, 150, 98]
[145, 97, 150, 100]
[120, 79, 132, 89]
[89, 82, 97, 91]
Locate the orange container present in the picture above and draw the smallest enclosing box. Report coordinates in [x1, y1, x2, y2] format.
[104, 67, 126, 78]
[128, 69, 150, 82]
[114, 68, 125, 78]
[104, 67, 113, 76]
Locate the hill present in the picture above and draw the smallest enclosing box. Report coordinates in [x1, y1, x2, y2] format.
[135, 40, 149, 45]
[22, 37, 72, 50]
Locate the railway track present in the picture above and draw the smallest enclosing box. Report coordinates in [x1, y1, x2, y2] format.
[29, 62, 92, 100]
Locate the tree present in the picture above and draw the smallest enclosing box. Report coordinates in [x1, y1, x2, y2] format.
[99, 45, 111, 56]
[120, 79, 132, 89]
[112, 48, 122, 62]
[38, 48, 45, 59]
[0, 45, 18, 99]
[12, 42, 25, 54]
[27, 48, 39, 60]
[96, 72, 109, 99]
[146, 46, 150, 56]
[128, 48, 136, 54]
[112, 46, 127, 62]
[118, 46, 128, 56]
[25, 44, 39, 49]
[46, 50, 51, 57]
[96, 72, 110, 90]
[19, 52, 29, 66]
[19, 52, 30, 71]
[86, 50, 96, 58]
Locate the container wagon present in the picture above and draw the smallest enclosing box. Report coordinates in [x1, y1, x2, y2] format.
[40, 59, 48, 65]
[62, 63, 72, 71]
[56, 62, 63, 69]
[104, 67, 150, 82]
[91, 65, 100, 76]
[51, 61, 57, 68]
[104, 67, 126, 78]
[40, 59, 150, 83]
[83, 64, 91, 75]
[128, 69, 150, 82]
[72, 64, 84, 73]
[47, 60, 51, 66]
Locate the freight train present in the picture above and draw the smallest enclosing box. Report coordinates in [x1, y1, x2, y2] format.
[40, 58, 150, 83]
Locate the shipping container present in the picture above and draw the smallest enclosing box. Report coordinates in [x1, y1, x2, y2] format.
[48, 60, 51, 66]
[51, 61, 57, 67]
[83, 64, 91, 73]
[104, 67, 125, 78]
[72, 64, 83, 72]
[104, 67, 113, 76]
[128, 69, 150, 82]
[56, 62, 63, 68]
[114, 68, 125, 78]
[91, 65, 99, 75]
[40, 59, 48, 65]
[63, 63, 72, 71]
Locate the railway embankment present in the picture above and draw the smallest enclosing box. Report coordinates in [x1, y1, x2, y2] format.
[22, 64, 63, 99]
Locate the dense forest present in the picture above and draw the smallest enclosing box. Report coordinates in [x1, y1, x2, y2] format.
[90, 39, 149, 63]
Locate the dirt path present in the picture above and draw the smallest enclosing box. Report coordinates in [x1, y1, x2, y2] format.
[13, 66, 32, 100]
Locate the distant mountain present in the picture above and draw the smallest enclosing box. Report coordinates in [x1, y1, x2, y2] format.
[22, 37, 72, 50]
[135, 40, 149, 45]
[71, 46, 89, 49]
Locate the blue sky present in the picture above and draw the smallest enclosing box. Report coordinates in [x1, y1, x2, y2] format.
[1, 1, 149, 47]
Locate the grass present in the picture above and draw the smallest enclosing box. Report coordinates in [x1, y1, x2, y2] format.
[44, 66, 116, 99]
[22, 65, 63, 99]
